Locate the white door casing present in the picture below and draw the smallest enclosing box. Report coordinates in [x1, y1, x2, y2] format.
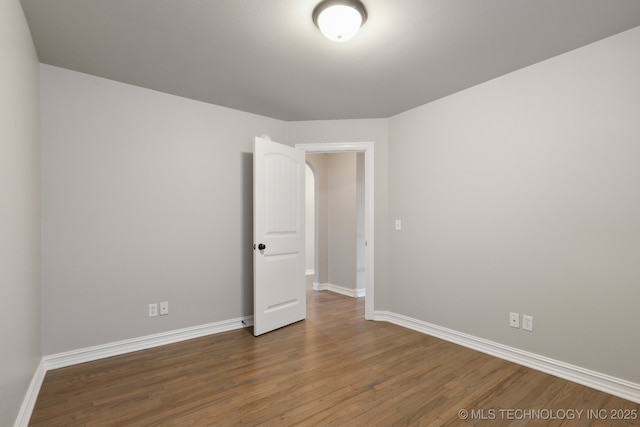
[253, 137, 306, 336]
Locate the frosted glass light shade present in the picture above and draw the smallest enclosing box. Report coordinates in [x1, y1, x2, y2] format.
[313, 0, 367, 43]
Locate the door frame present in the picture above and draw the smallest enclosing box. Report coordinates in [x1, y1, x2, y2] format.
[295, 142, 374, 320]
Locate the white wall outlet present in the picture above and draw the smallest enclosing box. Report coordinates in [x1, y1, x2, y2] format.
[148, 303, 158, 317]
[522, 314, 533, 332]
[509, 312, 520, 328]
[160, 301, 169, 315]
[395, 219, 402, 231]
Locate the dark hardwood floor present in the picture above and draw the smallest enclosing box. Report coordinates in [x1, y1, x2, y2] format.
[30, 281, 639, 426]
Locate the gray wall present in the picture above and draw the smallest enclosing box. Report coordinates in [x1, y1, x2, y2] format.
[327, 153, 357, 289]
[388, 26, 640, 383]
[288, 120, 390, 309]
[356, 153, 365, 290]
[304, 164, 315, 273]
[41, 65, 287, 354]
[0, 1, 42, 425]
[306, 154, 329, 284]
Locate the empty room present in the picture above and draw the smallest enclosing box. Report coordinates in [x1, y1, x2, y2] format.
[3, 0, 640, 425]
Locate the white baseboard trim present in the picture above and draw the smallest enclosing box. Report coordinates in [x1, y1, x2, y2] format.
[313, 283, 365, 298]
[312, 282, 326, 291]
[44, 315, 253, 370]
[374, 310, 640, 404]
[14, 359, 46, 427]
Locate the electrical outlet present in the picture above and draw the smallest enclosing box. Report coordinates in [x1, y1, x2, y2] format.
[160, 301, 169, 316]
[148, 303, 158, 317]
[522, 314, 533, 332]
[509, 312, 520, 328]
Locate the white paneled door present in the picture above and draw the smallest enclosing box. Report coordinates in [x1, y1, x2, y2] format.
[253, 136, 306, 336]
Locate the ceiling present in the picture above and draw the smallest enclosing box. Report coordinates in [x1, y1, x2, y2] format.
[21, 0, 640, 121]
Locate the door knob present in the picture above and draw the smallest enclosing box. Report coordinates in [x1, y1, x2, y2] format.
[258, 243, 266, 250]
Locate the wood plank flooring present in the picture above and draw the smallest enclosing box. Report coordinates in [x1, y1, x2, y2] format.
[30, 284, 639, 426]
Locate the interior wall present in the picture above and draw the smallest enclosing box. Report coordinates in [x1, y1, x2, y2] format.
[40, 65, 287, 355]
[287, 120, 389, 309]
[0, 1, 42, 425]
[327, 153, 358, 289]
[388, 26, 640, 383]
[304, 164, 315, 274]
[356, 153, 366, 291]
[306, 154, 329, 284]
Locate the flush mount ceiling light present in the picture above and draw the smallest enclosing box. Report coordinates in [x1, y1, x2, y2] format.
[312, 0, 367, 43]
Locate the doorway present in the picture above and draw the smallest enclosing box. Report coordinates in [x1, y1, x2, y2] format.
[296, 142, 374, 320]
[305, 153, 364, 296]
